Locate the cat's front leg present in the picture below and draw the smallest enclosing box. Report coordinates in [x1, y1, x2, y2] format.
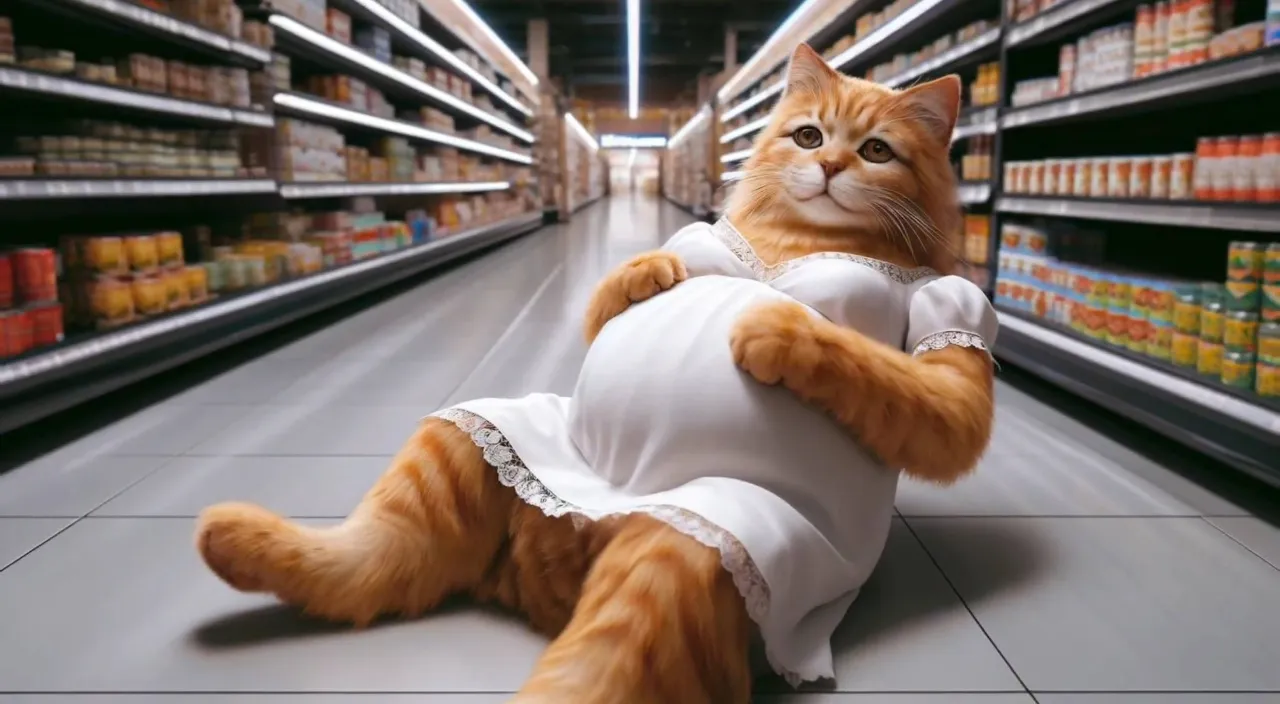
[729, 300, 826, 386]
[583, 250, 687, 343]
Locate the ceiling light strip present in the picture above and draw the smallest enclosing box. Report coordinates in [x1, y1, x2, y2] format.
[346, 0, 532, 115]
[718, 0, 824, 102]
[270, 15, 534, 142]
[601, 134, 667, 148]
[273, 93, 533, 164]
[440, 0, 541, 88]
[720, 115, 770, 144]
[564, 112, 599, 151]
[627, 0, 641, 118]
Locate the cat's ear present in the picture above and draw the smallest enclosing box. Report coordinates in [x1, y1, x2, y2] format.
[784, 43, 840, 97]
[898, 75, 961, 143]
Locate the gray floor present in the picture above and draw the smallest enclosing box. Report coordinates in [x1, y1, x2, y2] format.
[2, 195, 1280, 703]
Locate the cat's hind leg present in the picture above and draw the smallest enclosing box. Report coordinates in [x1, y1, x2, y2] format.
[513, 513, 753, 704]
[195, 417, 516, 626]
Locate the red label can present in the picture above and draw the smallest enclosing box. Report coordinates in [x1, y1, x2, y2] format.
[0, 309, 33, 358]
[12, 248, 58, 304]
[0, 253, 12, 309]
[27, 302, 65, 347]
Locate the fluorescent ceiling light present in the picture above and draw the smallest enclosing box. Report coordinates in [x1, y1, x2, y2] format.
[720, 115, 770, 144]
[718, 0, 823, 101]
[564, 112, 599, 151]
[667, 106, 709, 148]
[347, 0, 532, 115]
[627, 0, 640, 118]
[270, 16, 534, 143]
[445, 0, 541, 88]
[601, 134, 666, 148]
[274, 93, 534, 164]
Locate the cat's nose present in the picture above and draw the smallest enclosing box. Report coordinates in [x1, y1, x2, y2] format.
[821, 160, 846, 179]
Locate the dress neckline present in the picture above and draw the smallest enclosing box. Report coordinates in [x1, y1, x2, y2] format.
[712, 218, 937, 285]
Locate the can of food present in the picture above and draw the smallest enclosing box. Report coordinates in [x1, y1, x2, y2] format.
[1148, 282, 1175, 325]
[1173, 289, 1202, 333]
[1213, 136, 1239, 201]
[1264, 283, 1280, 321]
[185, 265, 209, 301]
[1265, 242, 1280, 284]
[1171, 152, 1195, 199]
[1197, 339, 1224, 376]
[1151, 155, 1172, 198]
[1228, 241, 1265, 281]
[1044, 159, 1060, 195]
[1225, 310, 1260, 352]
[1090, 157, 1110, 197]
[0, 253, 11, 308]
[1127, 309, 1150, 353]
[156, 231, 184, 268]
[1060, 159, 1076, 196]
[1109, 157, 1132, 198]
[130, 274, 167, 315]
[1221, 349, 1256, 388]
[0, 309, 34, 358]
[90, 277, 135, 326]
[1193, 137, 1215, 199]
[1259, 132, 1280, 202]
[1258, 359, 1280, 397]
[82, 236, 127, 274]
[224, 257, 248, 290]
[12, 247, 58, 303]
[1235, 134, 1263, 201]
[1130, 156, 1153, 198]
[1225, 280, 1261, 312]
[1074, 158, 1092, 196]
[1148, 319, 1174, 359]
[124, 235, 159, 271]
[1201, 281, 1226, 306]
[164, 269, 189, 310]
[244, 257, 267, 287]
[1201, 299, 1225, 342]
[1029, 161, 1045, 195]
[202, 261, 225, 292]
[26, 302, 64, 347]
[1004, 162, 1016, 191]
[1172, 330, 1200, 367]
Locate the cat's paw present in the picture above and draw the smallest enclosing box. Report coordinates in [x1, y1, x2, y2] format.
[584, 251, 688, 342]
[730, 301, 823, 386]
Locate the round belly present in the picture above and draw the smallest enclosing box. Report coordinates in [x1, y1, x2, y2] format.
[568, 276, 860, 495]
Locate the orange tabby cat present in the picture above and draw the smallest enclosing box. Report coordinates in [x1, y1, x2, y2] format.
[196, 42, 992, 703]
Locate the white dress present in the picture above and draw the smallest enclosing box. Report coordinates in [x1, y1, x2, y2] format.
[431, 217, 998, 686]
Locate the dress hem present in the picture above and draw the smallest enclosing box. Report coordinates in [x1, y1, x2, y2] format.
[430, 406, 829, 687]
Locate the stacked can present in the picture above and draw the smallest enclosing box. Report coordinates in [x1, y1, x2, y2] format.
[0, 247, 62, 359]
[1172, 284, 1203, 368]
[1198, 282, 1227, 377]
[1221, 242, 1264, 390]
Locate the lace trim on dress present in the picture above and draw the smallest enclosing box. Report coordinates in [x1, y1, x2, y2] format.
[430, 407, 814, 687]
[912, 330, 990, 356]
[712, 218, 937, 285]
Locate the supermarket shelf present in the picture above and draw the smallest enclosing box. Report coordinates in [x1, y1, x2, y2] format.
[958, 182, 992, 205]
[884, 27, 1002, 89]
[721, 170, 745, 182]
[31, 0, 271, 65]
[269, 15, 534, 143]
[0, 66, 274, 128]
[0, 179, 278, 200]
[952, 106, 999, 142]
[997, 196, 1280, 233]
[720, 115, 770, 145]
[0, 211, 545, 434]
[327, 0, 532, 117]
[1001, 48, 1280, 129]
[720, 148, 754, 164]
[280, 180, 510, 199]
[829, 0, 966, 73]
[721, 80, 785, 123]
[995, 309, 1280, 485]
[1005, 0, 1132, 49]
[272, 92, 534, 165]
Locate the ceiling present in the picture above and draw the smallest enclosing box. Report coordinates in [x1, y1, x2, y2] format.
[470, 0, 802, 105]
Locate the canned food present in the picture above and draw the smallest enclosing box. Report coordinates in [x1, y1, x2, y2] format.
[1259, 133, 1280, 202]
[1029, 161, 1045, 195]
[67, 236, 127, 275]
[131, 275, 166, 315]
[1151, 155, 1173, 198]
[1197, 339, 1224, 376]
[90, 277, 134, 326]
[1201, 281, 1226, 306]
[1171, 152, 1195, 199]
[1201, 300, 1225, 342]
[124, 235, 159, 271]
[12, 248, 58, 303]
[1265, 243, 1280, 284]
[1148, 320, 1174, 359]
[1260, 321, 1280, 364]
[0, 253, 11, 308]
[185, 265, 209, 301]
[244, 257, 267, 287]
[1194, 137, 1215, 199]
[0, 309, 34, 358]
[1213, 136, 1239, 201]
[1127, 312, 1150, 353]
[1225, 310, 1260, 352]
[1258, 360, 1280, 397]
[1264, 284, 1280, 322]
[1045, 160, 1060, 194]
[202, 261, 225, 292]
[1090, 157, 1109, 197]
[1130, 156, 1153, 198]
[1229, 241, 1265, 282]
[156, 231, 184, 267]
[1109, 158, 1132, 198]
[26, 302, 64, 347]
[1148, 283, 1175, 324]
[1225, 280, 1261, 311]
[1221, 350, 1256, 388]
[1107, 306, 1130, 347]
[164, 270, 189, 309]
[1074, 159, 1091, 196]
[224, 257, 247, 290]
[1172, 331, 1200, 367]
[1060, 160, 1076, 196]
[1173, 290, 1202, 333]
[1235, 134, 1263, 201]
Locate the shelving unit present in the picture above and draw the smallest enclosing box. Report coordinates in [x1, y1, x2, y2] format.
[0, 0, 554, 431]
[692, 0, 1280, 480]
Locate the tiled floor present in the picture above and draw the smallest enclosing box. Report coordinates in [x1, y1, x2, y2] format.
[2, 196, 1279, 703]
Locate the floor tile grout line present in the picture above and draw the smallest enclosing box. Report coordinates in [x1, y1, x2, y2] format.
[897, 515, 1039, 701]
[1197, 515, 1280, 573]
[0, 454, 183, 574]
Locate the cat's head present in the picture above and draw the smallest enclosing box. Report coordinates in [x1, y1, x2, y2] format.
[727, 43, 961, 270]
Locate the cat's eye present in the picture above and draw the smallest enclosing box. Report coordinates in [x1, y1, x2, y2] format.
[792, 126, 823, 149]
[858, 138, 895, 163]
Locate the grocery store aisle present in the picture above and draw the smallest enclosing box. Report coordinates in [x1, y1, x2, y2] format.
[2, 195, 1280, 702]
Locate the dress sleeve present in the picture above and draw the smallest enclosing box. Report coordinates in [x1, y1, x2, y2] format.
[660, 222, 749, 279]
[905, 275, 998, 357]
